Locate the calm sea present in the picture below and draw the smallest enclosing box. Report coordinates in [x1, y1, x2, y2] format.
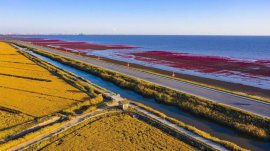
[18, 35, 270, 60]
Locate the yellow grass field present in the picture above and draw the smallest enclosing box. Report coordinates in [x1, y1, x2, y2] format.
[0, 42, 89, 117]
[42, 114, 194, 151]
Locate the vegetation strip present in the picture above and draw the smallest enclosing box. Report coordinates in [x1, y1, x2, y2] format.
[13, 43, 270, 140]
[132, 111, 218, 151]
[0, 72, 51, 82]
[0, 60, 36, 65]
[133, 67, 270, 103]
[0, 65, 46, 72]
[130, 102, 246, 151]
[0, 85, 82, 102]
[0, 106, 22, 114]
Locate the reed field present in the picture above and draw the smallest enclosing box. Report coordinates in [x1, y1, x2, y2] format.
[0, 42, 90, 117]
[41, 114, 194, 151]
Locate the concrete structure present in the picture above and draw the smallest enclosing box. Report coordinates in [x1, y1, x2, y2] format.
[119, 100, 129, 110]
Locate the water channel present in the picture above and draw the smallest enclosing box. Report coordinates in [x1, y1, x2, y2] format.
[27, 50, 270, 151]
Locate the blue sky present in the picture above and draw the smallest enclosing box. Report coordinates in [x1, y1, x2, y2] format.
[0, 0, 270, 35]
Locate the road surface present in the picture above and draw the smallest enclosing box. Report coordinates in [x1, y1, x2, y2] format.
[15, 42, 270, 118]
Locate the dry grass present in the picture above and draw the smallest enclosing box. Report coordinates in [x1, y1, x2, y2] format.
[41, 114, 194, 151]
[0, 42, 89, 117]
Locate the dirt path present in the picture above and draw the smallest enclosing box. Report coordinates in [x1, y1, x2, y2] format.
[0, 116, 60, 143]
[8, 108, 117, 151]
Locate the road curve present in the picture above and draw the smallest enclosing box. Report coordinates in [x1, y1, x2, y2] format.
[16, 42, 270, 118]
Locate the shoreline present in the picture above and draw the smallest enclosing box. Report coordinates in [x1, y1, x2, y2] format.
[88, 55, 270, 99]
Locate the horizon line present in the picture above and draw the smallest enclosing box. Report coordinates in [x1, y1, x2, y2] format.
[1, 34, 270, 37]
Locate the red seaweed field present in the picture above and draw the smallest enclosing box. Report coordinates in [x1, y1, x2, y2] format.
[18, 38, 139, 53]
[130, 51, 270, 78]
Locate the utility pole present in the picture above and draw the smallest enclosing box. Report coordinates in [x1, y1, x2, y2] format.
[172, 72, 175, 77]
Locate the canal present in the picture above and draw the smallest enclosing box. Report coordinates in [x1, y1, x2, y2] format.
[27, 50, 269, 151]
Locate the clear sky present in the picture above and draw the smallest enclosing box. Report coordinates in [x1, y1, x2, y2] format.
[0, 0, 270, 35]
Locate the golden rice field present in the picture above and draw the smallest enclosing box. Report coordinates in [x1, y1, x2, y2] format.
[42, 114, 194, 151]
[0, 109, 33, 130]
[0, 42, 90, 117]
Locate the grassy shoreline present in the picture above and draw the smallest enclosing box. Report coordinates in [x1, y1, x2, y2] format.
[12, 43, 270, 140]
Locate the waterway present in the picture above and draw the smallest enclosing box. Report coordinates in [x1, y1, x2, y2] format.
[27, 49, 270, 151]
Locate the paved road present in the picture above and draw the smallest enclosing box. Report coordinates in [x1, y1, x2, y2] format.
[16, 42, 270, 118]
